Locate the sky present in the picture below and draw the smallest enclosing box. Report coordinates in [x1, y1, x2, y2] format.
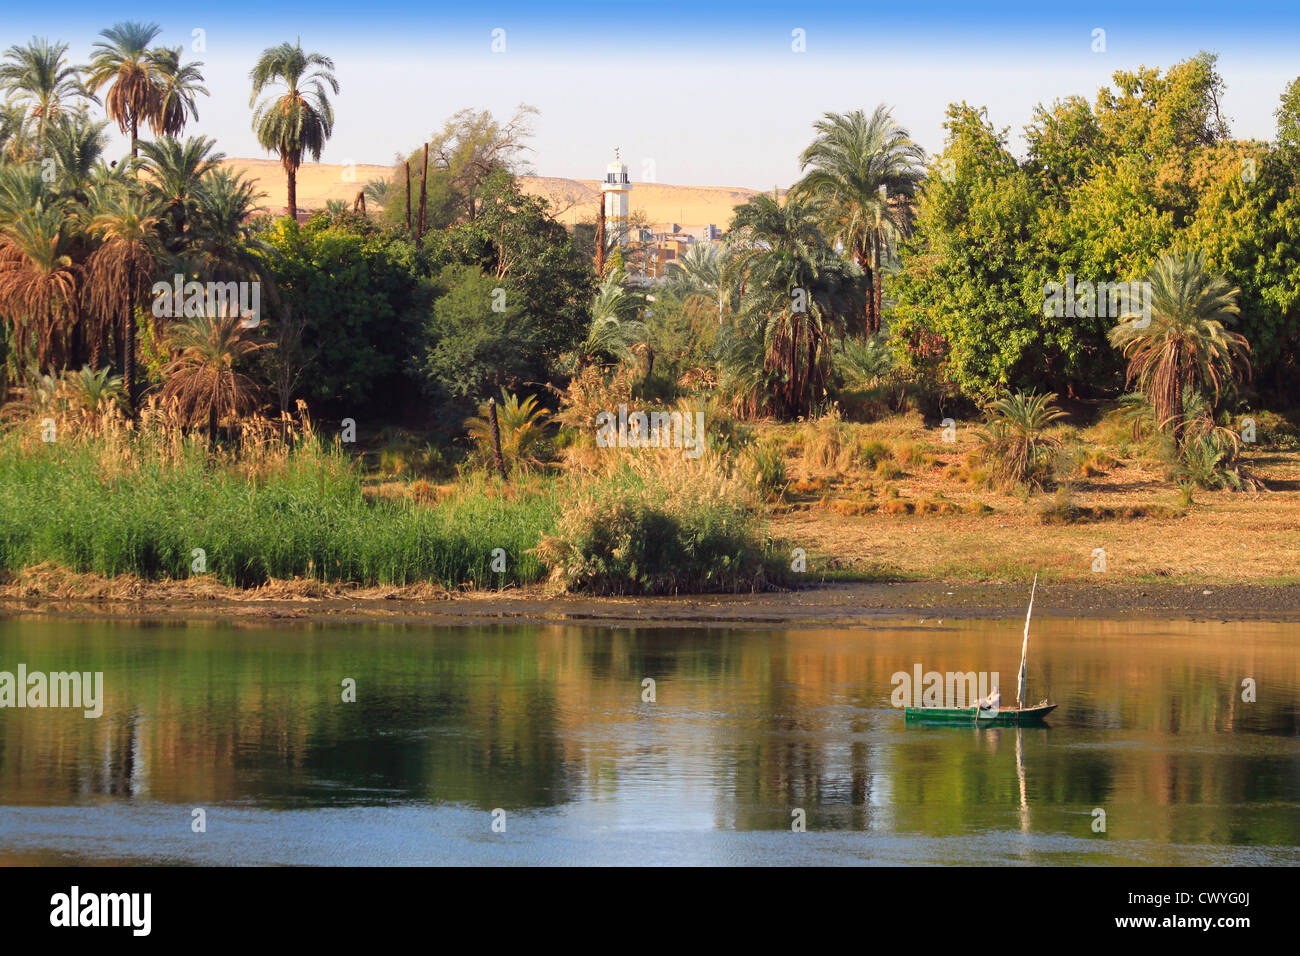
[5, 2, 1300, 188]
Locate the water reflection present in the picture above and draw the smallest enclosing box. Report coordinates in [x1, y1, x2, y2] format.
[0, 616, 1296, 864]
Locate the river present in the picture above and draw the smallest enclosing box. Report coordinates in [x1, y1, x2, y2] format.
[0, 615, 1296, 865]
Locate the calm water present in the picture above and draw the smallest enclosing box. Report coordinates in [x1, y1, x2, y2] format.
[0, 615, 1296, 865]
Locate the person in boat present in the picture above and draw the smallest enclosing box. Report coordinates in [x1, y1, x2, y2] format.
[975, 686, 1001, 713]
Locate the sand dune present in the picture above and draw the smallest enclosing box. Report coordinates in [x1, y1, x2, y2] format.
[221, 158, 761, 229]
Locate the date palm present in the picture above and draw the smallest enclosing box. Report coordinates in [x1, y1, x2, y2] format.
[160, 311, 267, 451]
[186, 167, 272, 284]
[0, 102, 28, 159]
[725, 193, 865, 416]
[0, 203, 82, 371]
[583, 268, 648, 363]
[791, 105, 926, 334]
[86, 21, 165, 159]
[0, 37, 86, 147]
[84, 189, 164, 411]
[249, 42, 339, 222]
[151, 47, 207, 138]
[666, 241, 731, 321]
[465, 389, 551, 472]
[976, 390, 1068, 491]
[1108, 250, 1250, 444]
[137, 135, 224, 252]
[0, 162, 50, 228]
[42, 111, 110, 204]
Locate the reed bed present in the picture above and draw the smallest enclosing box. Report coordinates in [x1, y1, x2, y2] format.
[0, 405, 558, 589]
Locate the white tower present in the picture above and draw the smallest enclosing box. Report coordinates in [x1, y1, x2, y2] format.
[601, 148, 631, 247]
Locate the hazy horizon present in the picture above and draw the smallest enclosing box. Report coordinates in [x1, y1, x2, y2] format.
[5, 2, 1299, 189]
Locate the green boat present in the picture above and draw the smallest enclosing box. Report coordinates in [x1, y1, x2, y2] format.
[904, 574, 1057, 726]
[904, 701, 1057, 725]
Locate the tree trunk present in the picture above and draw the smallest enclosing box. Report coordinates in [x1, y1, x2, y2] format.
[488, 397, 507, 480]
[287, 166, 298, 222]
[122, 295, 137, 416]
[1171, 359, 1185, 449]
[595, 200, 606, 276]
[208, 403, 218, 454]
[416, 144, 429, 249]
[855, 241, 875, 337]
[871, 232, 883, 335]
[130, 115, 138, 160]
[404, 161, 412, 233]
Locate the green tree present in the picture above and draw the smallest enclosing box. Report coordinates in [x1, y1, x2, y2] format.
[260, 216, 422, 412]
[86, 21, 165, 159]
[83, 188, 164, 410]
[723, 192, 866, 416]
[444, 170, 593, 367]
[791, 105, 926, 334]
[888, 104, 1045, 397]
[419, 263, 537, 407]
[1109, 250, 1250, 442]
[249, 41, 339, 221]
[0, 37, 86, 148]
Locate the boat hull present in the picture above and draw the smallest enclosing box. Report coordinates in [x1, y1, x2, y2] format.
[904, 703, 1057, 725]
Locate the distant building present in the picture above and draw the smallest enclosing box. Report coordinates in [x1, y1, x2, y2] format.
[601, 150, 632, 247]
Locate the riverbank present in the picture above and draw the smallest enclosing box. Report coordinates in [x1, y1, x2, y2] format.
[4, 566, 1299, 627]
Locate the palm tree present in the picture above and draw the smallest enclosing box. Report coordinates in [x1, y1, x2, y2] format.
[0, 162, 50, 227]
[0, 38, 86, 148]
[465, 389, 551, 473]
[83, 188, 163, 411]
[583, 268, 649, 364]
[790, 105, 926, 334]
[160, 311, 267, 451]
[975, 390, 1067, 491]
[137, 135, 224, 252]
[65, 364, 125, 425]
[666, 241, 731, 321]
[0, 102, 29, 159]
[186, 167, 272, 284]
[724, 193, 865, 416]
[0, 203, 82, 371]
[151, 47, 207, 138]
[86, 21, 165, 159]
[42, 111, 110, 204]
[363, 177, 390, 207]
[249, 41, 339, 221]
[1108, 250, 1250, 444]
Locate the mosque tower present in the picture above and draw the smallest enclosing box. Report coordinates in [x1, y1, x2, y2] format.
[601, 148, 631, 247]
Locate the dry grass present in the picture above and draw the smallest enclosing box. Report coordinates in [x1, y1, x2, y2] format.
[757, 411, 1300, 584]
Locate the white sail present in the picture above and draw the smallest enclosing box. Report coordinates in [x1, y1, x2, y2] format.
[1017, 574, 1037, 710]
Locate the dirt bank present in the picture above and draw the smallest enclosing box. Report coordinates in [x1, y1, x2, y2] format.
[2, 567, 1298, 629]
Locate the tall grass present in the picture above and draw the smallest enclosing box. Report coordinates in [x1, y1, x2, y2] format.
[534, 449, 789, 595]
[0, 426, 558, 588]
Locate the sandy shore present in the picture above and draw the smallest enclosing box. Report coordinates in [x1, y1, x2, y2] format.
[3, 571, 1299, 629]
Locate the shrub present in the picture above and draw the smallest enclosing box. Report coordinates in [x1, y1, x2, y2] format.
[975, 390, 1067, 491]
[533, 456, 787, 594]
[744, 439, 788, 501]
[464, 389, 552, 473]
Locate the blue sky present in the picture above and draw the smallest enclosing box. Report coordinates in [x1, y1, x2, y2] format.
[5, 3, 1299, 187]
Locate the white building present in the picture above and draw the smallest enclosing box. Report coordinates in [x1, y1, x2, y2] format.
[601, 149, 632, 247]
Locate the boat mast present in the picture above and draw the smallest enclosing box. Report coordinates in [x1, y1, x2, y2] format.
[1017, 574, 1037, 710]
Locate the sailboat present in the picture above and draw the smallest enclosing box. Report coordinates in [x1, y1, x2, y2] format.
[904, 575, 1057, 725]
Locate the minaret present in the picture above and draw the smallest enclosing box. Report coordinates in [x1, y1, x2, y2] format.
[601, 148, 631, 247]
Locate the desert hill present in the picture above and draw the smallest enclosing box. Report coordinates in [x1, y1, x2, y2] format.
[220, 158, 763, 229]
